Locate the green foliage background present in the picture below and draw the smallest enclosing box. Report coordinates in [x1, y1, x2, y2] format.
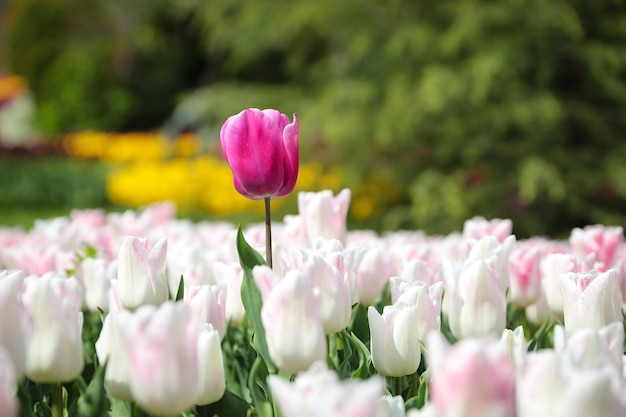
[3, 0, 626, 237]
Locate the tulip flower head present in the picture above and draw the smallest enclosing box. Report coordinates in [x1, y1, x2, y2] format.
[220, 108, 299, 200]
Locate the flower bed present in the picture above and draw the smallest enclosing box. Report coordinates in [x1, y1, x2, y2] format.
[0, 193, 625, 416]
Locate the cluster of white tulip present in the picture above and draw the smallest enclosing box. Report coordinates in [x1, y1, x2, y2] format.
[1, 189, 626, 416]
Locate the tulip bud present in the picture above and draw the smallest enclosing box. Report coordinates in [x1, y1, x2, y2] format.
[375, 395, 405, 417]
[220, 108, 299, 200]
[195, 324, 226, 405]
[560, 269, 622, 332]
[22, 273, 84, 383]
[368, 304, 421, 377]
[116, 236, 168, 310]
[261, 270, 326, 374]
[268, 361, 384, 417]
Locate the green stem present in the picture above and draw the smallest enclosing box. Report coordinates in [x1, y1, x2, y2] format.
[51, 383, 64, 417]
[396, 377, 403, 398]
[410, 371, 419, 398]
[131, 402, 138, 417]
[264, 197, 273, 269]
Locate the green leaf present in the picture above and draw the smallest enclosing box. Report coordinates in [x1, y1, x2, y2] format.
[175, 274, 185, 301]
[236, 226, 275, 372]
[196, 390, 252, 417]
[77, 363, 110, 417]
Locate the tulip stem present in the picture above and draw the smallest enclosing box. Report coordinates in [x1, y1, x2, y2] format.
[264, 197, 273, 269]
[51, 383, 63, 417]
[396, 377, 403, 398]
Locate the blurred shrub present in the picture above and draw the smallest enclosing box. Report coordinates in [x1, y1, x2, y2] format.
[0, 154, 109, 209]
[3, 0, 206, 134]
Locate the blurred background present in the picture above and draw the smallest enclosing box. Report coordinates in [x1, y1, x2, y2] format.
[1, 0, 625, 238]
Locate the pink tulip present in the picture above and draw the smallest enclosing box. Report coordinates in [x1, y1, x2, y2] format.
[268, 361, 384, 417]
[220, 108, 299, 200]
[427, 333, 516, 417]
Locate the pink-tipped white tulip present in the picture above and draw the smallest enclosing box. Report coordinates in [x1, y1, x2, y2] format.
[0, 270, 30, 379]
[560, 269, 622, 332]
[261, 270, 326, 374]
[427, 333, 516, 417]
[268, 361, 384, 417]
[355, 246, 392, 306]
[22, 273, 84, 383]
[117, 236, 169, 310]
[390, 277, 442, 341]
[463, 216, 513, 243]
[301, 254, 352, 334]
[185, 284, 227, 341]
[369, 304, 421, 377]
[297, 189, 351, 246]
[443, 259, 507, 339]
[508, 246, 541, 307]
[121, 302, 200, 415]
[569, 225, 623, 266]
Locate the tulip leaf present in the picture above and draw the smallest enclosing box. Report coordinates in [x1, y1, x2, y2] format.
[236, 226, 275, 372]
[175, 274, 185, 301]
[77, 363, 110, 417]
[196, 390, 252, 417]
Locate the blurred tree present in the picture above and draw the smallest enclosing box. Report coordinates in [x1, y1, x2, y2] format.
[3, 0, 206, 133]
[178, 0, 626, 238]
